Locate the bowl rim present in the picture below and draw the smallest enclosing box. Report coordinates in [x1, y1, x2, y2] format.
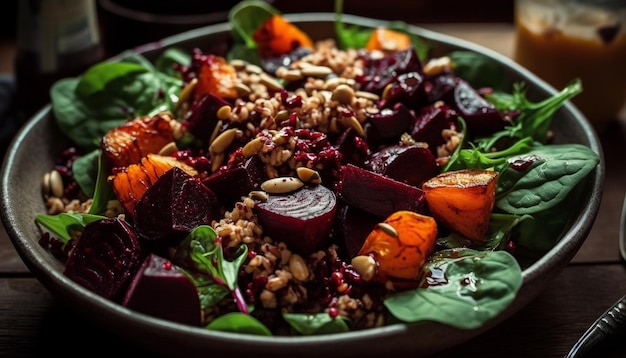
[0, 12, 605, 356]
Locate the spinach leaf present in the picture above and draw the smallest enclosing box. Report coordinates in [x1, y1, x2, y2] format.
[206, 312, 272, 336]
[228, 0, 279, 48]
[448, 51, 508, 92]
[35, 212, 105, 243]
[334, 0, 373, 50]
[384, 248, 522, 329]
[282, 312, 351, 335]
[495, 143, 600, 214]
[72, 149, 99, 198]
[154, 47, 191, 76]
[175, 225, 249, 313]
[51, 53, 183, 151]
[87, 150, 116, 216]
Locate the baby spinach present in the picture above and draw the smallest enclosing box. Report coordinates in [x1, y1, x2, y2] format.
[448, 51, 509, 92]
[495, 144, 600, 214]
[384, 248, 522, 329]
[283, 312, 351, 335]
[175, 225, 249, 314]
[72, 149, 99, 198]
[35, 213, 105, 243]
[51, 52, 183, 151]
[206, 312, 272, 336]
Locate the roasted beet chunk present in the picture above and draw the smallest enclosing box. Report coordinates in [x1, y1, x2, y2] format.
[410, 104, 456, 154]
[183, 93, 230, 146]
[134, 167, 221, 242]
[63, 217, 143, 300]
[122, 254, 202, 326]
[366, 144, 440, 187]
[254, 185, 337, 255]
[381, 71, 428, 110]
[337, 164, 427, 218]
[366, 103, 414, 141]
[202, 156, 266, 208]
[356, 47, 422, 95]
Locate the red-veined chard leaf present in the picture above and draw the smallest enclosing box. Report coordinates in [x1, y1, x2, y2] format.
[384, 248, 522, 329]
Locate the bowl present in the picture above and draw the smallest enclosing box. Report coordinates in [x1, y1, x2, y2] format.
[0, 13, 604, 357]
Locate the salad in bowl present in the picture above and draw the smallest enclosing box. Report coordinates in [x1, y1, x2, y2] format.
[2, 0, 602, 356]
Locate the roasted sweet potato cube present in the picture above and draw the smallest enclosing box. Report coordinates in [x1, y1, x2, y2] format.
[422, 170, 497, 242]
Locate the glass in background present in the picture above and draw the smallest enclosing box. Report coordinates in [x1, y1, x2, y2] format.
[513, 0, 626, 127]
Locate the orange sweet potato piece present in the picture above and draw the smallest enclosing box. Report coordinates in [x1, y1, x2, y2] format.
[102, 112, 176, 169]
[252, 14, 314, 58]
[365, 27, 412, 53]
[358, 210, 437, 281]
[194, 55, 238, 101]
[422, 169, 498, 242]
[110, 154, 197, 217]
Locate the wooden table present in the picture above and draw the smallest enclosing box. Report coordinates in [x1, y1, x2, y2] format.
[2, 22, 626, 357]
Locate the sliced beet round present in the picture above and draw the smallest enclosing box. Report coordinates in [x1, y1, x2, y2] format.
[366, 144, 440, 187]
[337, 164, 427, 218]
[134, 167, 221, 242]
[121, 254, 201, 326]
[63, 217, 143, 301]
[254, 185, 337, 255]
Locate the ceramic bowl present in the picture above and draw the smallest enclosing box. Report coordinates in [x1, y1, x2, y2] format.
[0, 13, 604, 357]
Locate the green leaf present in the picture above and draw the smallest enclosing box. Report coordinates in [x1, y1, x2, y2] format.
[495, 143, 600, 214]
[87, 151, 115, 215]
[154, 47, 191, 76]
[35, 212, 105, 243]
[228, 0, 279, 48]
[72, 149, 99, 197]
[76, 62, 148, 97]
[449, 51, 508, 91]
[283, 312, 351, 335]
[206, 312, 272, 336]
[334, 0, 373, 49]
[384, 248, 522, 329]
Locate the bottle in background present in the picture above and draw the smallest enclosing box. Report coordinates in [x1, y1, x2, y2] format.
[14, 0, 104, 117]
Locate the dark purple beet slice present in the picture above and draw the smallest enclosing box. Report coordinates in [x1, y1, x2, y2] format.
[63, 217, 143, 300]
[134, 167, 221, 242]
[381, 71, 428, 110]
[121, 254, 201, 326]
[334, 203, 381, 258]
[367, 102, 414, 141]
[366, 144, 440, 187]
[254, 185, 337, 255]
[202, 156, 266, 208]
[183, 93, 230, 146]
[410, 104, 456, 153]
[356, 47, 422, 95]
[337, 164, 426, 218]
[451, 78, 507, 136]
[334, 127, 370, 167]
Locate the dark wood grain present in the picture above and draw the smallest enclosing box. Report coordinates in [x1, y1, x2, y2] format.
[2, 21, 626, 358]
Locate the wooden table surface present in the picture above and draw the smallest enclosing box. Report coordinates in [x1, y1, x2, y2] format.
[2, 22, 626, 357]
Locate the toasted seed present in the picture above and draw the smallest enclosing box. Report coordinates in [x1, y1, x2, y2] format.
[289, 254, 309, 281]
[235, 82, 252, 96]
[331, 84, 355, 105]
[261, 177, 304, 194]
[230, 59, 247, 70]
[301, 65, 333, 78]
[158, 142, 179, 156]
[423, 56, 452, 77]
[216, 105, 232, 121]
[377, 222, 398, 238]
[211, 152, 224, 173]
[245, 63, 263, 74]
[355, 90, 380, 102]
[42, 172, 51, 196]
[242, 137, 265, 157]
[351, 255, 377, 282]
[49, 170, 64, 198]
[283, 69, 303, 81]
[296, 167, 322, 184]
[249, 190, 268, 202]
[344, 115, 365, 137]
[177, 78, 197, 107]
[381, 83, 393, 100]
[260, 73, 283, 91]
[209, 128, 237, 154]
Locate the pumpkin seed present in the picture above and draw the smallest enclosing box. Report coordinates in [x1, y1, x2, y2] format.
[242, 137, 265, 157]
[296, 167, 322, 184]
[261, 177, 304, 194]
[177, 78, 197, 107]
[216, 105, 232, 121]
[248, 190, 268, 202]
[209, 128, 238, 154]
[331, 84, 355, 105]
[158, 142, 179, 156]
[301, 65, 333, 78]
[351, 255, 376, 282]
[377, 222, 399, 238]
